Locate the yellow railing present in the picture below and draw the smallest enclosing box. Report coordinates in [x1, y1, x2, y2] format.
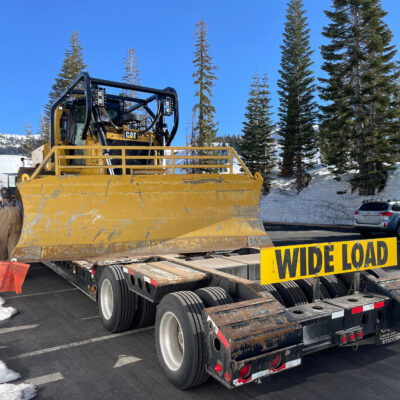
[29, 145, 252, 180]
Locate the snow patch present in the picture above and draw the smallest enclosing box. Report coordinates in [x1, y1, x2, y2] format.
[0, 297, 17, 321]
[0, 382, 37, 400]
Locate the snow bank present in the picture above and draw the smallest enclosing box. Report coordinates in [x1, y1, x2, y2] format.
[261, 163, 400, 226]
[0, 298, 37, 399]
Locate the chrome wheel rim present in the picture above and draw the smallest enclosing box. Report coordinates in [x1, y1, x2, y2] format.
[159, 311, 184, 371]
[100, 278, 114, 320]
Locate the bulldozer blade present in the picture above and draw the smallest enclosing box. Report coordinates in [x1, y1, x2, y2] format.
[11, 173, 272, 262]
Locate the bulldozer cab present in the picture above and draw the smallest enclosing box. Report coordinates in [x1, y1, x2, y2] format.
[10, 73, 271, 263]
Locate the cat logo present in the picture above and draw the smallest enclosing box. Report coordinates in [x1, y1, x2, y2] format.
[260, 237, 397, 284]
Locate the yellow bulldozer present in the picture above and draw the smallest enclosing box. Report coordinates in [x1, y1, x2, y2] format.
[10, 72, 270, 263]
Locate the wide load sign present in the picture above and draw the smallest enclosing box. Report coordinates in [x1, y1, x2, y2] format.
[260, 238, 397, 284]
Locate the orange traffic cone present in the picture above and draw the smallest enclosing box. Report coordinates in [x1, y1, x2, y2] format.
[0, 262, 30, 294]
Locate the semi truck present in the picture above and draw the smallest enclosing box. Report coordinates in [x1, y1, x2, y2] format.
[3, 73, 400, 390]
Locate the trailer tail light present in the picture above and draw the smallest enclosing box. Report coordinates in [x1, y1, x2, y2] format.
[224, 372, 231, 383]
[214, 364, 222, 373]
[349, 333, 355, 341]
[358, 331, 363, 339]
[239, 364, 252, 379]
[354, 211, 359, 215]
[91, 266, 96, 275]
[270, 354, 282, 369]
[379, 211, 392, 216]
[341, 335, 348, 344]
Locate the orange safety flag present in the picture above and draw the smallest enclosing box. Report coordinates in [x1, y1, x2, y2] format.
[0, 261, 30, 294]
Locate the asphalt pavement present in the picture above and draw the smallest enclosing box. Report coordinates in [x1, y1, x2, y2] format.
[1, 224, 400, 399]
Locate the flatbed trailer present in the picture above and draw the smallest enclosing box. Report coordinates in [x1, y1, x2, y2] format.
[40, 238, 400, 390]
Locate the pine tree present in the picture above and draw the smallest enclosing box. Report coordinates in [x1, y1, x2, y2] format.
[43, 31, 87, 140]
[278, 0, 318, 192]
[240, 73, 275, 194]
[192, 19, 218, 147]
[22, 123, 37, 156]
[122, 48, 140, 102]
[320, 0, 400, 195]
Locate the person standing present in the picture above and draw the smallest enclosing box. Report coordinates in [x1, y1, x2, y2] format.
[0, 187, 23, 260]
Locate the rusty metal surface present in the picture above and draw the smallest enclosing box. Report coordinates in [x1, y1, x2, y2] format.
[12, 172, 270, 262]
[123, 260, 206, 286]
[207, 297, 302, 359]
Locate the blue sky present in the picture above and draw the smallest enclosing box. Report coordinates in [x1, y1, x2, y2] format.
[1, 0, 399, 146]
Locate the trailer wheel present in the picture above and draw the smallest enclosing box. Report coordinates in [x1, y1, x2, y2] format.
[98, 266, 135, 333]
[155, 291, 208, 389]
[320, 275, 348, 298]
[261, 284, 284, 304]
[273, 281, 308, 307]
[297, 278, 331, 302]
[131, 296, 156, 328]
[195, 287, 232, 307]
[368, 268, 388, 278]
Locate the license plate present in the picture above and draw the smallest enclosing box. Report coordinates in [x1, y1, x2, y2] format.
[376, 329, 400, 345]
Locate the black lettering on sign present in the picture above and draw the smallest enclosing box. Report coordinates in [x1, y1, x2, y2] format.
[377, 241, 388, 265]
[351, 243, 364, 269]
[364, 242, 377, 267]
[300, 247, 307, 276]
[308, 247, 322, 275]
[324, 245, 334, 273]
[276, 248, 299, 280]
[342, 244, 352, 270]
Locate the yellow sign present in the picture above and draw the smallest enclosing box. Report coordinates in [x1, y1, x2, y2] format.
[260, 238, 397, 284]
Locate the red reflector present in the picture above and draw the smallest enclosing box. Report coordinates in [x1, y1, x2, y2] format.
[91, 266, 96, 275]
[271, 354, 282, 369]
[379, 211, 392, 216]
[374, 301, 384, 309]
[358, 331, 363, 338]
[350, 333, 355, 341]
[239, 364, 251, 379]
[342, 336, 348, 344]
[352, 306, 363, 314]
[224, 372, 231, 382]
[150, 279, 157, 287]
[214, 364, 222, 372]
[354, 211, 359, 215]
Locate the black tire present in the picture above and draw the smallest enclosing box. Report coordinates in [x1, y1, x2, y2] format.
[155, 291, 208, 389]
[297, 278, 331, 302]
[396, 224, 400, 239]
[261, 284, 284, 304]
[360, 230, 372, 238]
[131, 296, 157, 328]
[273, 281, 308, 307]
[195, 287, 232, 307]
[368, 268, 388, 278]
[320, 275, 348, 298]
[98, 265, 136, 333]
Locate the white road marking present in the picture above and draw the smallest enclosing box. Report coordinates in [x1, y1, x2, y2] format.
[4, 288, 78, 299]
[0, 324, 39, 335]
[113, 355, 141, 368]
[81, 316, 99, 320]
[26, 372, 64, 386]
[10, 326, 153, 360]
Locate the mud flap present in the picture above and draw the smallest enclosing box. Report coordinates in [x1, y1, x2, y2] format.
[0, 261, 30, 293]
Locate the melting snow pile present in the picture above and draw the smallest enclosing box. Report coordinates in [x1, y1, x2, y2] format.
[0, 297, 17, 321]
[261, 163, 400, 226]
[0, 297, 37, 399]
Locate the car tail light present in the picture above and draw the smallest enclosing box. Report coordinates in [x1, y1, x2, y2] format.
[354, 211, 359, 215]
[379, 211, 392, 216]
